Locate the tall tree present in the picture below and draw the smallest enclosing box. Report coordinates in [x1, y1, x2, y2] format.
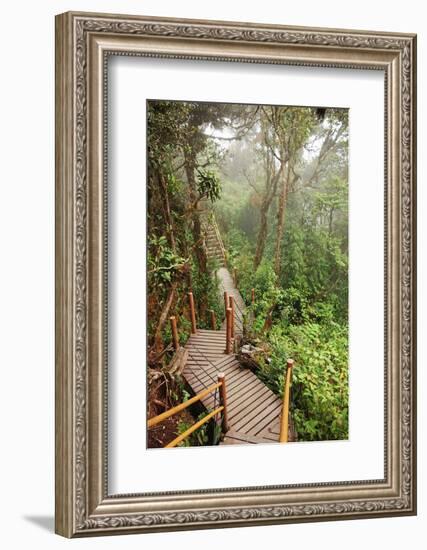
[269, 107, 316, 277]
[252, 112, 282, 270]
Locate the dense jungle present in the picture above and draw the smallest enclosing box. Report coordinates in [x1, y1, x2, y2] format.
[147, 99, 349, 447]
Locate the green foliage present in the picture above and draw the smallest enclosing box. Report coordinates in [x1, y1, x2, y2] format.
[284, 322, 348, 440]
[147, 99, 349, 444]
[190, 259, 223, 329]
[177, 412, 210, 447]
[197, 169, 222, 203]
[231, 252, 349, 441]
[147, 235, 186, 288]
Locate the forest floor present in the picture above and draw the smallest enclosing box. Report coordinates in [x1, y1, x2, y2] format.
[147, 371, 195, 448]
[147, 410, 194, 448]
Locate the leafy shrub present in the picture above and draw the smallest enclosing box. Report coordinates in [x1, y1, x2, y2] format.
[177, 411, 222, 447]
[190, 259, 223, 329]
[230, 249, 349, 442]
[287, 321, 348, 441]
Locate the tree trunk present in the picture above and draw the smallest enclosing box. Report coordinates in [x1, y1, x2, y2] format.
[274, 165, 290, 277]
[184, 150, 208, 320]
[253, 165, 282, 271]
[184, 154, 208, 275]
[254, 204, 269, 270]
[153, 283, 177, 354]
[158, 171, 176, 251]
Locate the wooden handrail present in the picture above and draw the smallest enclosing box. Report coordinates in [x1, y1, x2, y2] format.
[228, 295, 235, 339]
[210, 309, 216, 330]
[225, 307, 232, 354]
[147, 381, 222, 428]
[188, 291, 197, 334]
[165, 406, 224, 448]
[169, 315, 179, 350]
[279, 359, 295, 443]
[218, 373, 229, 433]
[211, 215, 227, 266]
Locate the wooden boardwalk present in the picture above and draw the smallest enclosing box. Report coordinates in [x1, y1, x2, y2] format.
[182, 329, 290, 444]
[180, 210, 294, 445]
[217, 267, 245, 335]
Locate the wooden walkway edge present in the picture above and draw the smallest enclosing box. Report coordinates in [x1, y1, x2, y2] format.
[182, 329, 292, 445]
[180, 210, 294, 445]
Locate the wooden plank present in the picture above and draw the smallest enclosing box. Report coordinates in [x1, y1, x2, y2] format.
[186, 341, 225, 348]
[224, 374, 255, 398]
[185, 355, 239, 377]
[229, 386, 278, 418]
[185, 349, 225, 358]
[186, 353, 226, 362]
[226, 375, 262, 402]
[186, 341, 225, 350]
[221, 436, 249, 445]
[187, 346, 226, 355]
[186, 338, 225, 347]
[183, 368, 257, 411]
[233, 399, 281, 433]
[185, 364, 242, 390]
[183, 355, 239, 387]
[186, 340, 226, 348]
[259, 418, 297, 442]
[185, 353, 225, 362]
[245, 406, 282, 436]
[186, 350, 224, 360]
[192, 329, 227, 336]
[188, 366, 250, 395]
[228, 382, 273, 414]
[220, 430, 273, 445]
[229, 392, 279, 426]
[186, 358, 239, 380]
[182, 371, 213, 392]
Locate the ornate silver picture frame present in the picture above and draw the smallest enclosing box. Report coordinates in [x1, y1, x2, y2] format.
[55, 11, 416, 537]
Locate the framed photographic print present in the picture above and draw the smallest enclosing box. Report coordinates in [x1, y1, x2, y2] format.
[55, 11, 417, 537]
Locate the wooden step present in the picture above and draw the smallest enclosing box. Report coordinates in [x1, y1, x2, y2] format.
[220, 429, 274, 445]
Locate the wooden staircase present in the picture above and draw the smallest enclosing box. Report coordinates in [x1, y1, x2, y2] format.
[182, 329, 295, 445]
[163, 205, 296, 446]
[202, 212, 227, 267]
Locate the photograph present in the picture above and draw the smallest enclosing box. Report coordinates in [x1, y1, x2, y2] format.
[146, 99, 349, 448]
[54, 9, 416, 537]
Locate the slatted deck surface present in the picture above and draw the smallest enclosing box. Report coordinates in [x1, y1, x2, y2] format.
[182, 213, 293, 445]
[217, 267, 246, 334]
[182, 329, 291, 445]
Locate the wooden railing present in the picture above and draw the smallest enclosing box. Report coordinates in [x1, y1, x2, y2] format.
[148, 373, 229, 448]
[279, 359, 295, 443]
[211, 214, 227, 266]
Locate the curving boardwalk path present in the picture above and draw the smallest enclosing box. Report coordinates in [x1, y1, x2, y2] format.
[180, 211, 295, 445]
[216, 267, 245, 335]
[182, 266, 293, 445]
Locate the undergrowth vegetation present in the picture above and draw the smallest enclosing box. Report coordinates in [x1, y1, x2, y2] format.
[147, 100, 349, 445]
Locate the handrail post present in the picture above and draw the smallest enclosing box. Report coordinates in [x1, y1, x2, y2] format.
[251, 288, 255, 305]
[223, 291, 228, 317]
[188, 292, 197, 334]
[225, 307, 232, 354]
[228, 295, 235, 339]
[210, 309, 216, 330]
[279, 359, 295, 443]
[169, 315, 179, 350]
[218, 373, 229, 433]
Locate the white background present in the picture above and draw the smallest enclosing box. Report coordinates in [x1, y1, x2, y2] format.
[0, 1, 424, 548]
[109, 58, 384, 493]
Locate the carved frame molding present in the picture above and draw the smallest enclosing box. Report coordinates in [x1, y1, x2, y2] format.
[55, 12, 416, 537]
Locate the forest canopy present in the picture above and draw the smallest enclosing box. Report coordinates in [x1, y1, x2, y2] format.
[147, 99, 349, 444]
